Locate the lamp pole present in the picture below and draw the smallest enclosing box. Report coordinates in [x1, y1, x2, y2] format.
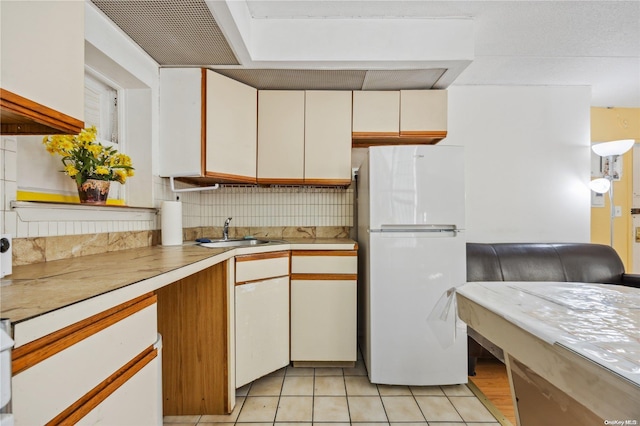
[591, 139, 634, 248]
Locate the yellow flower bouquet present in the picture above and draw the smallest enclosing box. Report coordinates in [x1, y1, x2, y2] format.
[43, 126, 134, 204]
[43, 126, 134, 186]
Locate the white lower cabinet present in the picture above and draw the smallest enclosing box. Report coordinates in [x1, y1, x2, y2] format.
[78, 357, 161, 425]
[11, 293, 159, 425]
[290, 250, 358, 363]
[235, 252, 290, 387]
[291, 280, 357, 362]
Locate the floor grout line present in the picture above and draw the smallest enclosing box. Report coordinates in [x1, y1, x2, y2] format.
[165, 359, 502, 426]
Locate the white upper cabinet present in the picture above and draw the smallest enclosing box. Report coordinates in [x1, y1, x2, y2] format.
[206, 70, 257, 183]
[159, 68, 203, 178]
[159, 69, 258, 183]
[257, 91, 306, 185]
[352, 90, 448, 146]
[352, 91, 400, 135]
[0, 0, 84, 134]
[304, 91, 352, 185]
[400, 90, 448, 136]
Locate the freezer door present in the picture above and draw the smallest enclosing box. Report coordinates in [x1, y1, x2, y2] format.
[368, 145, 465, 229]
[368, 231, 467, 385]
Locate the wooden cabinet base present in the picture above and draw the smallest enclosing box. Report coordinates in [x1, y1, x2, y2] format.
[157, 262, 230, 415]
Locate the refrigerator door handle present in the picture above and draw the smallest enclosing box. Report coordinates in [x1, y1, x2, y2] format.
[373, 224, 459, 233]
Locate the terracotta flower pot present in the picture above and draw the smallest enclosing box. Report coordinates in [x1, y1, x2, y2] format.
[77, 179, 110, 204]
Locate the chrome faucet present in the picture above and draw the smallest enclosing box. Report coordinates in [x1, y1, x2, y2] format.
[223, 217, 232, 240]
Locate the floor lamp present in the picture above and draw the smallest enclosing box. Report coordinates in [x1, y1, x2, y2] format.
[590, 139, 635, 247]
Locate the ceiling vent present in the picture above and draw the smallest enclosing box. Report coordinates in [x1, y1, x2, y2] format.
[91, 0, 239, 66]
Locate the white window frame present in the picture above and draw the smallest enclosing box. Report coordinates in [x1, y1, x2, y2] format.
[84, 67, 127, 202]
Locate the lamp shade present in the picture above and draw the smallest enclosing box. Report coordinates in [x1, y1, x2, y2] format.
[589, 178, 611, 194]
[592, 139, 635, 157]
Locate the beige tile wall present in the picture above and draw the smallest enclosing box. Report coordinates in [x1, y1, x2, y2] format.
[8, 172, 354, 265]
[1, 136, 18, 238]
[157, 177, 354, 229]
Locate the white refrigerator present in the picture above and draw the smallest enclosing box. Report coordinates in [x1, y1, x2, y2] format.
[357, 145, 467, 385]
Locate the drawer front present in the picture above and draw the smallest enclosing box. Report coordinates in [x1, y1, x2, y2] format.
[236, 251, 290, 283]
[12, 300, 157, 425]
[291, 251, 357, 275]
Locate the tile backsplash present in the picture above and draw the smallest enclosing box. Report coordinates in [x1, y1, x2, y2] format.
[1, 137, 18, 238]
[5, 157, 354, 265]
[157, 177, 354, 229]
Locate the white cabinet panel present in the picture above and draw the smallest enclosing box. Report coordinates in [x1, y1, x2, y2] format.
[290, 250, 358, 363]
[400, 90, 448, 134]
[1, 1, 84, 121]
[12, 303, 157, 425]
[206, 70, 257, 182]
[352, 91, 399, 134]
[78, 357, 161, 426]
[291, 253, 357, 275]
[235, 253, 290, 283]
[257, 91, 305, 184]
[304, 91, 352, 184]
[159, 68, 203, 177]
[235, 277, 290, 387]
[291, 280, 357, 362]
[160, 69, 258, 183]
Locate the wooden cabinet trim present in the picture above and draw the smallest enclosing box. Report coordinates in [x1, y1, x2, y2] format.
[235, 251, 290, 262]
[235, 274, 290, 286]
[12, 293, 157, 375]
[256, 177, 306, 185]
[352, 131, 446, 147]
[47, 346, 157, 426]
[200, 68, 207, 176]
[292, 250, 356, 257]
[399, 130, 448, 138]
[157, 263, 229, 415]
[204, 170, 258, 184]
[0, 88, 84, 135]
[291, 273, 357, 281]
[303, 178, 352, 186]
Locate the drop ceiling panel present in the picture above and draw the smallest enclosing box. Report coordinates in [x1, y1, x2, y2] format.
[362, 69, 446, 90]
[91, 0, 239, 66]
[213, 69, 367, 90]
[212, 68, 445, 90]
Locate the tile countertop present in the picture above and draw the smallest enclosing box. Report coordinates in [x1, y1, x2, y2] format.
[0, 238, 357, 325]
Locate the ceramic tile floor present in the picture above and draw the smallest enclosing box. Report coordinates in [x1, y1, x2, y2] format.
[163, 358, 500, 426]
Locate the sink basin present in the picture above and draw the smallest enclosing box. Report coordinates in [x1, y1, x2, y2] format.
[198, 239, 270, 248]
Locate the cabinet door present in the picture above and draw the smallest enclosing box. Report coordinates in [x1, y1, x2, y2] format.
[235, 277, 290, 387]
[291, 279, 357, 362]
[352, 91, 400, 135]
[78, 356, 161, 426]
[400, 90, 448, 135]
[257, 91, 305, 184]
[1, 1, 84, 134]
[304, 91, 352, 185]
[206, 70, 258, 183]
[159, 68, 203, 177]
[12, 295, 158, 425]
[290, 250, 358, 363]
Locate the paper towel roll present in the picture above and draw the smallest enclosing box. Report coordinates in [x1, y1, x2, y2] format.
[161, 201, 183, 246]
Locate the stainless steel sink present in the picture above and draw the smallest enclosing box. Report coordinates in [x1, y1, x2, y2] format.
[198, 239, 270, 248]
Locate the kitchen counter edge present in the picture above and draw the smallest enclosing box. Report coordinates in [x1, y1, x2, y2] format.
[0, 238, 357, 326]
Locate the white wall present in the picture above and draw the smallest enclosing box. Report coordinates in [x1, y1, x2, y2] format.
[444, 85, 592, 243]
